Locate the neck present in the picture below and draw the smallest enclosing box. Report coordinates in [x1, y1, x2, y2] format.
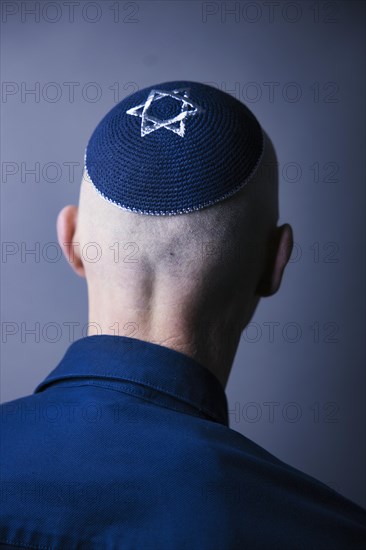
[86, 280, 243, 389]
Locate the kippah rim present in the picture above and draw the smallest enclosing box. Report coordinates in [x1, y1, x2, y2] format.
[83, 124, 265, 216]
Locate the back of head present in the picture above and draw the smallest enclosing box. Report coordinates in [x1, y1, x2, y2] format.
[72, 82, 278, 370]
[76, 81, 279, 332]
[57, 79, 290, 387]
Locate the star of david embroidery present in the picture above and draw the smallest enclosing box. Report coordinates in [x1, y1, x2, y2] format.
[126, 88, 202, 138]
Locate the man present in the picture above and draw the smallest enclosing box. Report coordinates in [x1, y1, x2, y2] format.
[1, 81, 365, 549]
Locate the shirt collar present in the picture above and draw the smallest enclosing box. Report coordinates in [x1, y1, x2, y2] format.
[33, 335, 229, 426]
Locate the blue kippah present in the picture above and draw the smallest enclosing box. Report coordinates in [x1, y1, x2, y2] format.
[84, 81, 264, 216]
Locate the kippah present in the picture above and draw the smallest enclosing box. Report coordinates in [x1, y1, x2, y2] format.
[84, 80, 264, 216]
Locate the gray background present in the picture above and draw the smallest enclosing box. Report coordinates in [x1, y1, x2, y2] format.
[1, 0, 365, 507]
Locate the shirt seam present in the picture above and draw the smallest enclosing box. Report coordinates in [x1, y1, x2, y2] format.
[43, 379, 223, 424]
[40, 371, 215, 405]
[39, 375, 225, 424]
[0, 539, 53, 550]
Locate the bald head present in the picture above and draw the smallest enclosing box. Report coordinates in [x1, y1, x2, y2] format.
[75, 131, 278, 301]
[56, 86, 292, 386]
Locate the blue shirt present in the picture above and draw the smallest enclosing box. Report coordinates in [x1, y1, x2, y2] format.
[1, 335, 365, 549]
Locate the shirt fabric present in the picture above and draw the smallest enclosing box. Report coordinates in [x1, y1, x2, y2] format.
[1, 335, 365, 550]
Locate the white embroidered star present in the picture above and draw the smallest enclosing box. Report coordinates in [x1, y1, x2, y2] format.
[126, 88, 202, 138]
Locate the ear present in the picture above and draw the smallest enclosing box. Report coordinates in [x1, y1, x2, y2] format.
[256, 224, 293, 297]
[56, 205, 85, 278]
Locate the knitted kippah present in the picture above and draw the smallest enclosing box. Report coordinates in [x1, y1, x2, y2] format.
[84, 80, 264, 216]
